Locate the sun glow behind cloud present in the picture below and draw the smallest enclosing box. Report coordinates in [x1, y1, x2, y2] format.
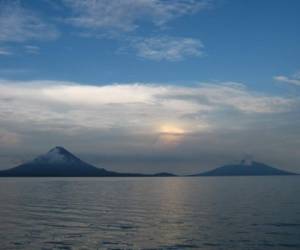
[0, 80, 293, 133]
[156, 124, 186, 147]
[159, 124, 185, 135]
[0, 79, 295, 151]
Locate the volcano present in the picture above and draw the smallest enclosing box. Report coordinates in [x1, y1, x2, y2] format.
[194, 160, 297, 176]
[0, 146, 148, 177]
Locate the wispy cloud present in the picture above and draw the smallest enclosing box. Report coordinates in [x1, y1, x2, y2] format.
[131, 36, 204, 61]
[0, 47, 12, 56]
[0, 68, 34, 76]
[63, 0, 211, 32]
[61, 0, 212, 61]
[24, 45, 40, 54]
[274, 74, 300, 86]
[0, 1, 59, 43]
[0, 1, 211, 60]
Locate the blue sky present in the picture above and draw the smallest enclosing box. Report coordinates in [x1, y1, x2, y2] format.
[0, 0, 299, 173]
[1, 0, 299, 87]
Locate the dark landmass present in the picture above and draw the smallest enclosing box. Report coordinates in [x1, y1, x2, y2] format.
[0, 147, 175, 177]
[193, 160, 297, 176]
[153, 172, 177, 177]
[0, 147, 297, 177]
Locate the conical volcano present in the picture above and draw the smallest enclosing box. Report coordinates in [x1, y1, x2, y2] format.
[0, 146, 136, 177]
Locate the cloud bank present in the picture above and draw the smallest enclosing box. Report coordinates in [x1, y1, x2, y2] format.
[0, 80, 293, 132]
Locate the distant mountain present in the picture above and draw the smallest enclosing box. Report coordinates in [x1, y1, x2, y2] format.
[153, 172, 177, 177]
[194, 160, 297, 176]
[0, 147, 163, 177]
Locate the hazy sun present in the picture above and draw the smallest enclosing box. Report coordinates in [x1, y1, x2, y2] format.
[159, 124, 185, 135]
[156, 124, 186, 147]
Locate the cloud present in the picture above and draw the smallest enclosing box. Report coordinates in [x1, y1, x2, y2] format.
[24, 45, 40, 54]
[0, 68, 34, 76]
[0, 129, 21, 147]
[0, 80, 293, 134]
[0, 47, 12, 56]
[274, 74, 300, 86]
[0, 1, 210, 60]
[0, 1, 59, 43]
[131, 36, 204, 61]
[61, 0, 210, 61]
[63, 0, 211, 32]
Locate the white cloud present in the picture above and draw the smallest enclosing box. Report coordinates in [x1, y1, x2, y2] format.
[187, 83, 292, 114]
[63, 0, 211, 32]
[131, 36, 203, 61]
[274, 74, 300, 86]
[0, 80, 294, 136]
[0, 1, 59, 43]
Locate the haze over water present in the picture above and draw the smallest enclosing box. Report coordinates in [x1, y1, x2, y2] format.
[0, 177, 299, 250]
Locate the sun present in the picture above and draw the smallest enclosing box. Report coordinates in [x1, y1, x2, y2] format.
[155, 124, 186, 147]
[159, 124, 185, 135]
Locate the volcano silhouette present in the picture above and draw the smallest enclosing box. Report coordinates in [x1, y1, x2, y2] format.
[0, 146, 151, 177]
[194, 160, 297, 176]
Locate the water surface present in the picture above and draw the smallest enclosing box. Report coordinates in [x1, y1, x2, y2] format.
[0, 177, 299, 249]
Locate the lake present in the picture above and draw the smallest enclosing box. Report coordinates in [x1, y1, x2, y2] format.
[0, 177, 299, 249]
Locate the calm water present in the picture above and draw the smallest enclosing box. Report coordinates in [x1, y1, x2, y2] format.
[0, 177, 299, 250]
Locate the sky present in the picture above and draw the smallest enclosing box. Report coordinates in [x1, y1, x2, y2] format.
[0, 0, 299, 174]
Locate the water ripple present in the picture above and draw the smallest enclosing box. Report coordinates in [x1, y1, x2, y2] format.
[0, 177, 299, 249]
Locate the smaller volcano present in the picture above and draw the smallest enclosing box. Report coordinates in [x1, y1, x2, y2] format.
[194, 160, 297, 176]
